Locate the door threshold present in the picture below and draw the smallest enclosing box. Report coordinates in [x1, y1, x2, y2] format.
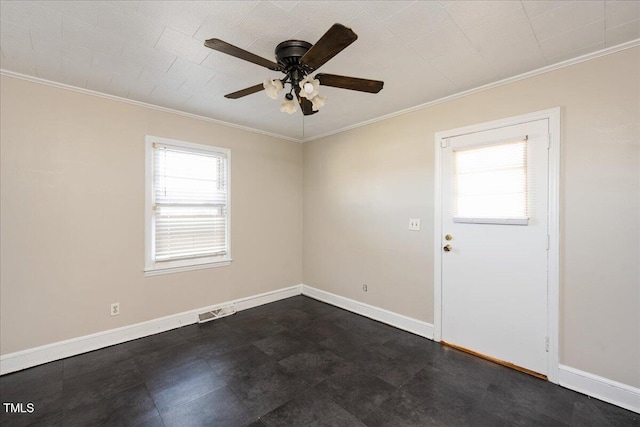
[441, 341, 548, 381]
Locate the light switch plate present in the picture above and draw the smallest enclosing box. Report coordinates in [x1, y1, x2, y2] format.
[409, 218, 421, 231]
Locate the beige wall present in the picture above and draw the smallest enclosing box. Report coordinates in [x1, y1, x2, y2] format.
[0, 76, 303, 355]
[303, 47, 640, 387]
[1, 47, 639, 389]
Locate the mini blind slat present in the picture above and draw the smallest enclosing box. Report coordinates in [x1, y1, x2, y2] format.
[155, 226, 226, 233]
[453, 140, 528, 221]
[153, 145, 228, 262]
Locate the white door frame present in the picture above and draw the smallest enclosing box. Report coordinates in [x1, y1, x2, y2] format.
[433, 107, 560, 384]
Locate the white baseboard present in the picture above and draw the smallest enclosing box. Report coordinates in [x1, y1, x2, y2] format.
[3, 283, 637, 416]
[301, 285, 640, 414]
[0, 285, 302, 375]
[559, 365, 640, 414]
[1, 284, 433, 375]
[301, 284, 434, 339]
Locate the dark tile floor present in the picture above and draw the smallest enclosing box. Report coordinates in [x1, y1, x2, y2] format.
[1, 296, 638, 426]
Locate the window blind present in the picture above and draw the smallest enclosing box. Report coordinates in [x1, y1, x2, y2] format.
[453, 138, 528, 223]
[153, 143, 228, 262]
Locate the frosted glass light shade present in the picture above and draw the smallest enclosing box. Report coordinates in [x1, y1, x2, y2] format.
[311, 95, 326, 111]
[298, 76, 319, 99]
[263, 79, 283, 100]
[279, 97, 297, 114]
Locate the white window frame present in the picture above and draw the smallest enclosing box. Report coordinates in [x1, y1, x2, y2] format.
[144, 135, 231, 276]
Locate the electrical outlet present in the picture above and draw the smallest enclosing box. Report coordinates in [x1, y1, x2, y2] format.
[409, 218, 421, 231]
[363, 284, 368, 292]
[111, 302, 120, 316]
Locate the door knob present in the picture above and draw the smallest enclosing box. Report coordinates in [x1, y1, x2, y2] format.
[443, 244, 452, 252]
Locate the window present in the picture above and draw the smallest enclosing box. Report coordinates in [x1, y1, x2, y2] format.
[145, 136, 231, 275]
[453, 138, 528, 225]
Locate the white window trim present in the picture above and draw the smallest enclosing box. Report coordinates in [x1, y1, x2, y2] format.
[144, 135, 232, 276]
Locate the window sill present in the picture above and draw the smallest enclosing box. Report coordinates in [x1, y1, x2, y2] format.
[144, 259, 232, 276]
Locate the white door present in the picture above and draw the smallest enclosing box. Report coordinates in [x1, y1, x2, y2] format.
[440, 119, 549, 376]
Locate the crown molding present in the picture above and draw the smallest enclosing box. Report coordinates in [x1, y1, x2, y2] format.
[0, 69, 300, 143]
[301, 38, 640, 143]
[2, 39, 638, 144]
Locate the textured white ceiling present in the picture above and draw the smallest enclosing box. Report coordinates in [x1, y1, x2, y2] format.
[1, 1, 639, 140]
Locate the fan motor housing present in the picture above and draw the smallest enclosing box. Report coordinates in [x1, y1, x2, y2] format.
[275, 40, 312, 68]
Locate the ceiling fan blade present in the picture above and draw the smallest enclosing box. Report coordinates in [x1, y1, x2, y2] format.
[298, 96, 317, 116]
[316, 73, 384, 93]
[204, 38, 281, 71]
[224, 83, 265, 99]
[300, 24, 357, 70]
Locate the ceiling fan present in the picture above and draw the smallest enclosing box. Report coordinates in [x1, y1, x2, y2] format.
[204, 23, 384, 116]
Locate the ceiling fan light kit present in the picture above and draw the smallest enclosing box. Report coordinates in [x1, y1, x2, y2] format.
[298, 76, 320, 100]
[204, 23, 384, 116]
[280, 93, 297, 114]
[311, 95, 327, 112]
[263, 79, 283, 100]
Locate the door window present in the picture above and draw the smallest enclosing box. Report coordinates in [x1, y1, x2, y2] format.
[453, 138, 528, 225]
